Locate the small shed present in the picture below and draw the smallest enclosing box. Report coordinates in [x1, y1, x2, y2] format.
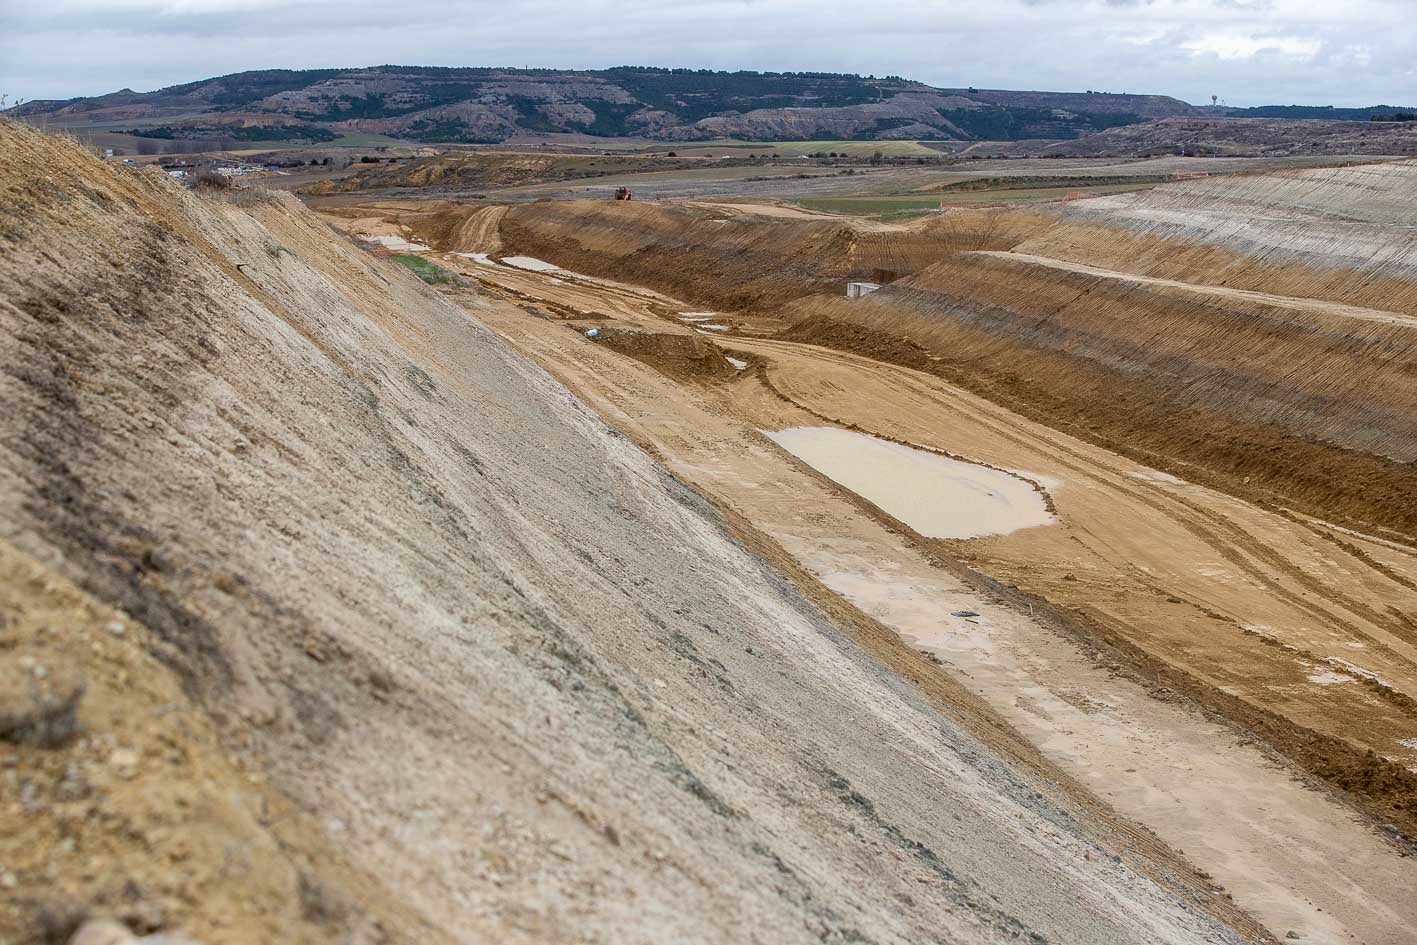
[846, 282, 882, 299]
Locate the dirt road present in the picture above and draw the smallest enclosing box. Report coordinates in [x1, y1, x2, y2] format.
[430, 244, 1417, 945]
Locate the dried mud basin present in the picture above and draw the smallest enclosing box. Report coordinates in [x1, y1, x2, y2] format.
[764, 426, 1055, 540]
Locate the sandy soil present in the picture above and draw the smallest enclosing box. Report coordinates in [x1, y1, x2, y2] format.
[4, 119, 1263, 945]
[428, 243, 1417, 945]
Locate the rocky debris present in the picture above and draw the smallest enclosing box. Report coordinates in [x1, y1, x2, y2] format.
[68, 918, 135, 945]
[0, 542, 410, 945]
[0, 680, 84, 749]
[67, 917, 205, 945]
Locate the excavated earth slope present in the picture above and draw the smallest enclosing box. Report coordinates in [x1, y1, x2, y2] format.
[496, 165, 1417, 541]
[497, 200, 1026, 311]
[0, 123, 1252, 943]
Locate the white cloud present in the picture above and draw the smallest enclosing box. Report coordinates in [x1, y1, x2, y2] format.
[1182, 32, 1322, 60]
[0, 0, 1411, 107]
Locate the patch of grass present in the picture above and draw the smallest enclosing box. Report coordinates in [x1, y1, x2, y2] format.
[390, 254, 463, 285]
[757, 140, 944, 158]
[796, 182, 1158, 218]
[648, 139, 944, 159]
[794, 196, 951, 219]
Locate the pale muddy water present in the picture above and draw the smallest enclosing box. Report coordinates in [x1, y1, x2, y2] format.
[358, 234, 430, 252]
[453, 251, 496, 266]
[764, 426, 1054, 539]
[502, 255, 564, 272]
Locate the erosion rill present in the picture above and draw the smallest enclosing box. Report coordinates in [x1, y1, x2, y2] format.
[1, 121, 1267, 942]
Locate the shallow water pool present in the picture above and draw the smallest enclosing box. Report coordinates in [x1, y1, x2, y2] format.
[764, 426, 1053, 539]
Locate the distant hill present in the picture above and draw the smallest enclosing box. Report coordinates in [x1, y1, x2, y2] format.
[7, 65, 1204, 144]
[1223, 104, 1417, 121]
[988, 116, 1417, 158]
[14, 66, 1415, 150]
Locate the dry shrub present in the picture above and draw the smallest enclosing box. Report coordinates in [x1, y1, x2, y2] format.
[188, 170, 229, 192]
[229, 185, 282, 208]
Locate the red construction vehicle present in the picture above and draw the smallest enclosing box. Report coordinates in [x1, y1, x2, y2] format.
[613, 187, 633, 201]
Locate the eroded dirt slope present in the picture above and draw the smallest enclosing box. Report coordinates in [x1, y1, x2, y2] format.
[1, 121, 1250, 944]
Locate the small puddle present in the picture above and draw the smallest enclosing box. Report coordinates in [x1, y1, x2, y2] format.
[358, 234, 430, 252]
[1308, 669, 1352, 686]
[453, 251, 496, 266]
[502, 255, 564, 272]
[764, 426, 1054, 539]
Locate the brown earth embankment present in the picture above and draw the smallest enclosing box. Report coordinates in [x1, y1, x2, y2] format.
[779, 309, 1417, 539]
[496, 200, 1033, 311]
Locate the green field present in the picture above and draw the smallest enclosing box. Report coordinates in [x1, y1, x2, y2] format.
[662, 139, 946, 159]
[327, 132, 405, 148]
[795, 182, 1159, 218]
[390, 254, 463, 285]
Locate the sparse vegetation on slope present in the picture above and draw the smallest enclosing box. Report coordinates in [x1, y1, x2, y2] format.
[390, 253, 463, 284]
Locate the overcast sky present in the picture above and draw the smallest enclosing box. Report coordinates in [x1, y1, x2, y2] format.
[2, 0, 1412, 108]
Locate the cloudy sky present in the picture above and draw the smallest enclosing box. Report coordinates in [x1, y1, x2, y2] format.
[2, 0, 1412, 107]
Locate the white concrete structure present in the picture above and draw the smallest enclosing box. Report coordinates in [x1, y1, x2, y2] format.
[847, 281, 882, 299]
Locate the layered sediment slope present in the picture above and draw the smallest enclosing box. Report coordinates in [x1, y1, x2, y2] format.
[0, 122, 1249, 943]
[1023, 162, 1417, 299]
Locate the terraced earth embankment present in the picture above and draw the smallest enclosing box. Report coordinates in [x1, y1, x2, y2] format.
[496, 199, 1035, 309]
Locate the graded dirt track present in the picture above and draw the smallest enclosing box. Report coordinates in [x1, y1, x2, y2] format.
[367, 227, 1417, 945]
